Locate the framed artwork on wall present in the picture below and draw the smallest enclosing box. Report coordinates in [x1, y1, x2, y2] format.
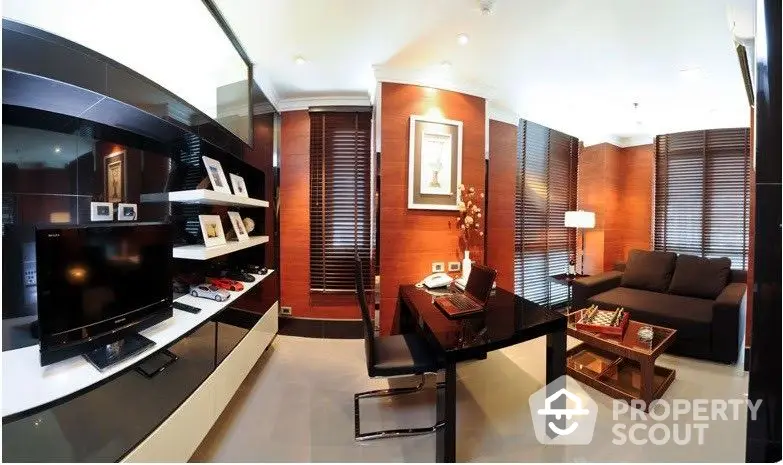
[408, 115, 463, 210]
[202, 156, 231, 194]
[198, 214, 226, 247]
[104, 151, 126, 203]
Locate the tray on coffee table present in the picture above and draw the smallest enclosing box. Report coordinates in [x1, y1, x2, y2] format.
[565, 309, 677, 410]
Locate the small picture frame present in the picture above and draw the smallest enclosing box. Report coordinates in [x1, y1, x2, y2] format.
[229, 173, 248, 198]
[227, 211, 249, 241]
[198, 214, 226, 247]
[90, 202, 114, 222]
[202, 156, 231, 194]
[117, 203, 137, 221]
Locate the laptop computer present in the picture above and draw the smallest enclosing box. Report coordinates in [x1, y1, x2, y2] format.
[433, 264, 498, 318]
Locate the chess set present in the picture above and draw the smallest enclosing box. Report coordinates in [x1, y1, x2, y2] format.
[573, 305, 630, 337]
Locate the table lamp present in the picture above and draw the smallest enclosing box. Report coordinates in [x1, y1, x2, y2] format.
[565, 210, 595, 275]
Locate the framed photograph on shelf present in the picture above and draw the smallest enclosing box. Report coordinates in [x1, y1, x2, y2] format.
[227, 211, 249, 241]
[408, 116, 463, 210]
[104, 151, 126, 203]
[90, 202, 113, 222]
[229, 173, 249, 198]
[117, 203, 137, 221]
[198, 214, 226, 247]
[202, 156, 231, 194]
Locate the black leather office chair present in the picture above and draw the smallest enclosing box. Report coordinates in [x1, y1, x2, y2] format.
[353, 256, 444, 441]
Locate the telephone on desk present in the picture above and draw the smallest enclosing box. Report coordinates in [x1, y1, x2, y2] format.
[418, 272, 453, 289]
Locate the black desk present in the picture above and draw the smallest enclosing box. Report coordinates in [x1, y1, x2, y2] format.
[397, 285, 567, 462]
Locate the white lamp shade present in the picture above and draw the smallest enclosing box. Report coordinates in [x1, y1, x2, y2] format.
[565, 210, 595, 228]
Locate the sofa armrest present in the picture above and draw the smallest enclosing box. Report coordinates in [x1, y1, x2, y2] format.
[572, 271, 623, 309]
[711, 282, 747, 363]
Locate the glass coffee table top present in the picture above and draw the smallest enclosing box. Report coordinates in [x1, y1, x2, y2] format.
[567, 308, 676, 355]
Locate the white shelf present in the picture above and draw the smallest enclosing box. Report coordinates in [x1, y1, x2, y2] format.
[173, 236, 269, 260]
[140, 189, 269, 208]
[2, 270, 276, 418]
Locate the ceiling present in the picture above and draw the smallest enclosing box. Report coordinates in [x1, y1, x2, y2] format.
[219, 0, 754, 144]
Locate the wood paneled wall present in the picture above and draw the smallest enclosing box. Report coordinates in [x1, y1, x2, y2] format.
[486, 120, 517, 291]
[577, 142, 654, 273]
[379, 82, 486, 335]
[279, 111, 311, 317]
[279, 111, 363, 319]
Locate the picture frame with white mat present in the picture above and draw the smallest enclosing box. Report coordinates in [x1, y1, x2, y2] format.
[227, 211, 249, 241]
[202, 156, 231, 194]
[229, 173, 249, 198]
[198, 214, 226, 247]
[408, 115, 463, 210]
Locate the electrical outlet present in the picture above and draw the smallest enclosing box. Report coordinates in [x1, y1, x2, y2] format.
[432, 262, 445, 273]
[448, 262, 461, 272]
[280, 306, 292, 315]
[23, 262, 36, 287]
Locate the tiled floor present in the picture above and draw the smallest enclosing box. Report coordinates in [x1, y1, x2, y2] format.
[192, 335, 749, 462]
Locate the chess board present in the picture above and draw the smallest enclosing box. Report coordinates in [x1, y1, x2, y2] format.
[574, 305, 630, 337]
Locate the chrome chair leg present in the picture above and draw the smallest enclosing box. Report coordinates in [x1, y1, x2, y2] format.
[354, 373, 445, 441]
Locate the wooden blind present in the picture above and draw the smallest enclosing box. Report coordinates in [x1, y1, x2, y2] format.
[514, 119, 578, 305]
[309, 111, 372, 292]
[654, 128, 751, 269]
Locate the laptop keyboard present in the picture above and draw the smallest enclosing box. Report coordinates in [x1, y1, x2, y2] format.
[447, 294, 475, 312]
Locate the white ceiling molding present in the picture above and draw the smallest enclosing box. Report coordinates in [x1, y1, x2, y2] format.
[487, 102, 520, 126]
[374, 65, 496, 102]
[252, 71, 280, 111]
[583, 134, 655, 148]
[615, 134, 655, 147]
[277, 95, 372, 112]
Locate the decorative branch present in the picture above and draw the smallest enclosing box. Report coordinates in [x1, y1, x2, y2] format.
[455, 184, 484, 254]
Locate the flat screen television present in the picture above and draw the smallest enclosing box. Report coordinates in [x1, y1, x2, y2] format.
[35, 223, 174, 367]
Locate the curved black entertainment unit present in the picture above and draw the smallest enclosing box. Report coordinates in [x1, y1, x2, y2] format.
[3, 271, 278, 462]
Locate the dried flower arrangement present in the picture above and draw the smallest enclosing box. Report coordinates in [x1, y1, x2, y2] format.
[456, 184, 484, 253]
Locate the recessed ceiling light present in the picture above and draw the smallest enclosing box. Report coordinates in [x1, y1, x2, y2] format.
[440, 60, 452, 70]
[457, 33, 469, 45]
[54, 146, 61, 153]
[294, 56, 306, 65]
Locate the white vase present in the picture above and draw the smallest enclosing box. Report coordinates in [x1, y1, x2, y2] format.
[462, 250, 472, 280]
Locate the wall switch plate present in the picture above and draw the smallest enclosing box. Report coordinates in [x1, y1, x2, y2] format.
[448, 262, 461, 272]
[432, 262, 445, 273]
[23, 262, 36, 287]
[280, 306, 292, 315]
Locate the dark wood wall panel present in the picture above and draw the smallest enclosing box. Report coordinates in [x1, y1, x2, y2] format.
[379, 82, 486, 335]
[486, 120, 517, 291]
[577, 142, 654, 274]
[279, 111, 312, 317]
[619, 144, 654, 261]
[279, 110, 361, 319]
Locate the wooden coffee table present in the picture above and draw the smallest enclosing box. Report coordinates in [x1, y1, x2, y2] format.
[565, 309, 677, 410]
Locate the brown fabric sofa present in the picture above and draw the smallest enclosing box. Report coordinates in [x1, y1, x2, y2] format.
[572, 249, 746, 364]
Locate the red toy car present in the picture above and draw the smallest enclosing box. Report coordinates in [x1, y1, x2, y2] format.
[207, 277, 244, 291]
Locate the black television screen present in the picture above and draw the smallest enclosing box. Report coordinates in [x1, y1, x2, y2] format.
[36, 223, 173, 366]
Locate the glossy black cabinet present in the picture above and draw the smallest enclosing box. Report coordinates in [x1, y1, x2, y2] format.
[2, 306, 268, 462]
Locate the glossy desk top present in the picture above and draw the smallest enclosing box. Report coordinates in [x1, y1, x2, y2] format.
[399, 285, 566, 361]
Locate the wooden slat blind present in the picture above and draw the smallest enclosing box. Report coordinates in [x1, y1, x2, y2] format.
[654, 128, 751, 269]
[514, 119, 578, 305]
[309, 111, 372, 292]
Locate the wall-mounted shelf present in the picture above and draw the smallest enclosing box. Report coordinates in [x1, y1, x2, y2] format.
[173, 236, 269, 260]
[141, 189, 269, 208]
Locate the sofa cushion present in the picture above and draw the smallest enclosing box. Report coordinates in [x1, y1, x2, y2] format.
[587, 287, 713, 342]
[620, 249, 678, 292]
[668, 254, 731, 299]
